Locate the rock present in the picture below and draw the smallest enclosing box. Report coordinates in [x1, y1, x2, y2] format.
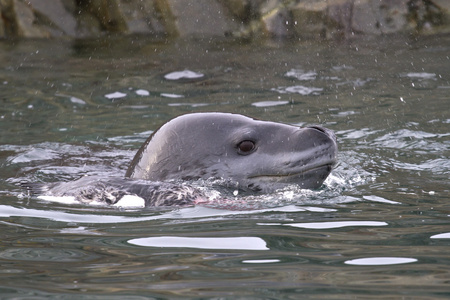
[0, 0, 76, 37]
[220, 0, 266, 21]
[291, 0, 330, 39]
[0, 0, 449, 39]
[291, 0, 407, 39]
[115, 0, 166, 35]
[290, 0, 450, 39]
[260, 0, 292, 37]
[27, 0, 77, 36]
[161, 0, 241, 37]
[12, 0, 50, 37]
[351, 0, 408, 35]
[0, 0, 14, 37]
[76, 0, 127, 34]
[75, 0, 166, 36]
[405, 0, 450, 34]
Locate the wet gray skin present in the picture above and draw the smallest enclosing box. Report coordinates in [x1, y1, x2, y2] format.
[126, 112, 338, 193]
[26, 112, 338, 206]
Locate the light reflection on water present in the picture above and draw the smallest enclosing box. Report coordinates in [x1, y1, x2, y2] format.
[0, 35, 449, 298]
[129, 236, 270, 250]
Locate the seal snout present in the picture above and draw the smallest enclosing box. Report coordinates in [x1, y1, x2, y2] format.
[307, 125, 337, 142]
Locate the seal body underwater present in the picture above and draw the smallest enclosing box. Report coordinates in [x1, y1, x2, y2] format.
[26, 112, 338, 207]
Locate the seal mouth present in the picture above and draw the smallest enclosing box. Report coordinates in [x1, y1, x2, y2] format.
[248, 162, 335, 180]
[245, 163, 335, 191]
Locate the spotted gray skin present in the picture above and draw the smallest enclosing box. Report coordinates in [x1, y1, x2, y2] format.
[24, 176, 204, 207]
[126, 112, 338, 193]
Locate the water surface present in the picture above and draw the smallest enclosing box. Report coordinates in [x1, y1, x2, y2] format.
[0, 34, 449, 299]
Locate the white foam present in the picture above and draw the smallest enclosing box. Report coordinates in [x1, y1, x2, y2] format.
[113, 195, 145, 208]
[37, 195, 78, 205]
[38, 194, 145, 208]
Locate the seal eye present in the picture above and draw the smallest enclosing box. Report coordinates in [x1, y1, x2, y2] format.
[237, 140, 256, 155]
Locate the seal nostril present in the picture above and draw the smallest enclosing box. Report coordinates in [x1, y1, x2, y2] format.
[309, 126, 327, 134]
[308, 125, 337, 142]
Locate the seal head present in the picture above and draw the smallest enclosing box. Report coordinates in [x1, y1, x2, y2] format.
[126, 112, 337, 192]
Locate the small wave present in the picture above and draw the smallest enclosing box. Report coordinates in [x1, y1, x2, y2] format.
[161, 93, 184, 98]
[284, 69, 317, 81]
[164, 70, 204, 80]
[135, 89, 150, 96]
[391, 158, 450, 174]
[104, 91, 127, 99]
[402, 72, 436, 80]
[271, 85, 323, 95]
[371, 129, 449, 152]
[251, 100, 289, 107]
[3, 143, 89, 164]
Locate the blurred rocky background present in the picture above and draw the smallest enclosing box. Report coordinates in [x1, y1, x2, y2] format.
[0, 0, 449, 39]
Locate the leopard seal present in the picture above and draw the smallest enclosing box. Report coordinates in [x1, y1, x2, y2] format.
[126, 112, 337, 192]
[26, 112, 338, 207]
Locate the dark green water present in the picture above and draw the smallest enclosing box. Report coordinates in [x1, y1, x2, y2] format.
[0, 34, 449, 299]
